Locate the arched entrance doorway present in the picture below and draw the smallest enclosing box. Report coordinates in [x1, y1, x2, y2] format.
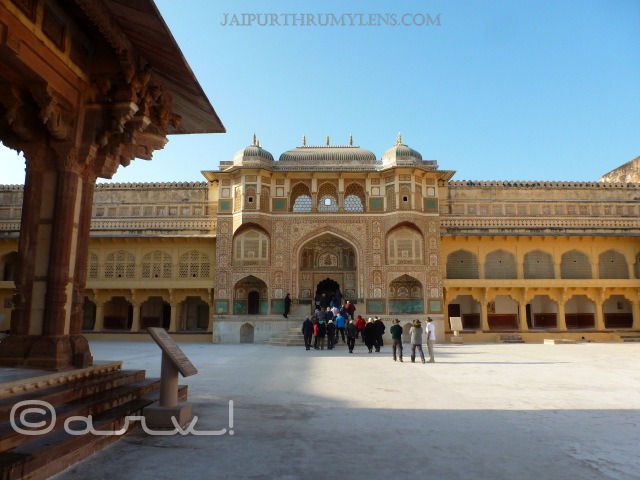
[298, 233, 358, 305]
[234, 275, 268, 314]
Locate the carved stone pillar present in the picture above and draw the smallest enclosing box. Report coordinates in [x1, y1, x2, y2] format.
[94, 301, 105, 332]
[169, 303, 178, 332]
[130, 302, 142, 333]
[631, 300, 640, 330]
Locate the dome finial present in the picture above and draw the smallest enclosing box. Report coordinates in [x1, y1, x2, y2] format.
[396, 132, 402, 145]
[349, 134, 353, 146]
[302, 135, 306, 146]
[326, 135, 330, 146]
[257, 139, 261, 147]
[252, 133, 257, 146]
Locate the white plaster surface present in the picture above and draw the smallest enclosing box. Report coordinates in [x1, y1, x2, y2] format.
[52, 341, 640, 480]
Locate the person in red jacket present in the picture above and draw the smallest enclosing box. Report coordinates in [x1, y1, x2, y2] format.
[355, 315, 366, 342]
[346, 301, 356, 321]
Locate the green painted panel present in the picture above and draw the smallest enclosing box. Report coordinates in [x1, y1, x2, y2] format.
[429, 300, 442, 313]
[233, 301, 247, 314]
[260, 300, 268, 314]
[424, 199, 437, 210]
[215, 301, 228, 314]
[367, 300, 385, 313]
[272, 299, 285, 314]
[371, 198, 383, 210]
[389, 300, 424, 314]
[219, 200, 231, 211]
[274, 199, 286, 210]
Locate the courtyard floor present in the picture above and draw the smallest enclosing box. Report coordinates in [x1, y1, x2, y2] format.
[51, 340, 640, 480]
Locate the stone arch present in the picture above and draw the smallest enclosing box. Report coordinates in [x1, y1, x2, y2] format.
[446, 250, 479, 279]
[565, 295, 595, 329]
[103, 296, 133, 330]
[290, 182, 312, 212]
[140, 296, 171, 329]
[344, 182, 365, 212]
[388, 275, 423, 314]
[386, 223, 423, 266]
[523, 250, 555, 279]
[233, 224, 270, 267]
[598, 250, 629, 279]
[104, 250, 136, 279]
[240, 323, 255, 343]
[526, 295, 558, 328]
[234, 275, 268, 314]
[485, 250, 517, 279]
[602, 294, 633, 328]
[293, 228, 363, 301]
[487, 294, 519, 330]
[447, 294, 481, 329]
[142, 250, 172, 279]
[1, 251, 18, 281]
[561, 249, 592, 279]
[179, 296, 210, 331]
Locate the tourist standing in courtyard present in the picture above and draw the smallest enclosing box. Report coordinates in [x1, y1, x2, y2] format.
[409, 319, 426, 363]
[284, 293, 291, 318]
[327, 319, 336, 349]
[355, 314, 366, 341]
[390, 319, 403, 362]
[374, 316, 386, 352]
[302, 317, 314, 351]
[365, 318, 377, 353]
[335, 312, 347, 342]
[346, 300, 356, 321]
[346, 319, 357, 353]
[315, 319, 327, 350]
[426, 317, 436, 363]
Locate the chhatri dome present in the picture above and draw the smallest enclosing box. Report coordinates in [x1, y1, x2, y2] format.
[278, 135, 377, 166]
[233, 134, 274, 165]
[382, 133, 423, 167]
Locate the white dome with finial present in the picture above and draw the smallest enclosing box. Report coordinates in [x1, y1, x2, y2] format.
[233, 134, 274, 166]
[382, 133, 423, 167]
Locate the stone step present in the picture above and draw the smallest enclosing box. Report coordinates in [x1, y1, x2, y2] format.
[0, 385, 187, 480]
[0, 376, 160, 452]
[500, 334, 525, 343]
[618, 334, 640, 342]
[0, 369, 146, 423]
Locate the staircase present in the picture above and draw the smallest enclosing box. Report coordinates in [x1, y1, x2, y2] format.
[617, 333, 640, 342]
[263, 327, 306, 346]
[0, 364, 187, 480]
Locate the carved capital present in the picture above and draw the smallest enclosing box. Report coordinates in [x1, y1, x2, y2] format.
[0, 85, 36, 141]
[30, 84, 75, 141]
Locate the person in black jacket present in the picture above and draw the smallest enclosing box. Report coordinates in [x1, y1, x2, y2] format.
[283, 293, 292, 318]
[364, 318, 377, 353]
[301, 317, 314, 350]
[316, 319, 327, 350]
[326, 320, 337, 349]
[374, 316, 386, 352]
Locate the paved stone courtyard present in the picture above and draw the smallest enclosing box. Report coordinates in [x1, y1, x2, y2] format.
[52, 340, 640, 480]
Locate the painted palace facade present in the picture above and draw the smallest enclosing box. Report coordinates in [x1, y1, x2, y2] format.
[1, 137, 639, 343]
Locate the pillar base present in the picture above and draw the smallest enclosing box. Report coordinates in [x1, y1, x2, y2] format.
[0, 334, 93, 370]
[144, 402, 192, 429]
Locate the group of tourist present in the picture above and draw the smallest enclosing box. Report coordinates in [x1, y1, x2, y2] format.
[301, 314, 436, 363]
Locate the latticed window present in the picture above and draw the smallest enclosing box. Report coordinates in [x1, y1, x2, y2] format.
[386, 185, 395, 211]
[387, 227, 423, 265]
[344, 183, 365, 212]
[561, 250, 592, 279]
[104, 250, 135, 279]
[290, 183, 312, 212]
[485, 250, 517, 279]
[317, 182, 338, 212]
[142, 250, 172, 279]
[178, 250, 211, 278]
[446, 250, 479, 279]
[244, 186, 257, 210]
[399, 186, 411, 210]
[234, 230, 269, 266]
[260, 187, 270, 212]
[523, 250, 555, 279]
[234, 187, 242, 212]
[88, 252, 99, 279]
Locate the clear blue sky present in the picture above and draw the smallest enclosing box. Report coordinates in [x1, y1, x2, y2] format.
[1, 0, 639, 184]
